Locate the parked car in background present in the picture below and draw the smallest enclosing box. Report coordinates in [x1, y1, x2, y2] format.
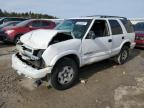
[0, 19, 56, 43]
[0, 17, 27, 25]
[51, 19, 64, 25]
[12, 16, 135, 90]
[0, 21, 21, 30]
[42, 19, 64, 26]
[134, 22, 144, 48]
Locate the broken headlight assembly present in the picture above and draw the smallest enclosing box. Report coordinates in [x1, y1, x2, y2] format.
[33, 49, 45, 58]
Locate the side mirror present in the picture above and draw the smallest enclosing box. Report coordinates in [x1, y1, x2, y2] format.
[87, 31, 96, 39]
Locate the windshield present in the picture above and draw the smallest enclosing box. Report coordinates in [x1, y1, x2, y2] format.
[134, 22, 144, 31]
[16, 20, 30, 27]
[55, 19, 92, 39]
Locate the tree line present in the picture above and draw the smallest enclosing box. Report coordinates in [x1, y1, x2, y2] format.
[0, 9, 56, 19]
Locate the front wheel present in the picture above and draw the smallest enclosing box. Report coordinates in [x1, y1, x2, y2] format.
[114, 46, 130, 65]
[50, 58, 79, 90]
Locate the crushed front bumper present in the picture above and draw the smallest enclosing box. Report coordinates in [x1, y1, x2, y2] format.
[12, 54, 52, 79]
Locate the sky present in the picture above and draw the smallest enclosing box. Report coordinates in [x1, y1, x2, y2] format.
[0, 0, 143, 18]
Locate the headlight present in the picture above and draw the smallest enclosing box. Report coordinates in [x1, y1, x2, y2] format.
[33, 49, 45, 57]
[5, 30, 15, 35]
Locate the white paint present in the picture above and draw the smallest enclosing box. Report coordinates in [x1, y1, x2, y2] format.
[12, 17, 135, 79]
[20, 29, 71, 49]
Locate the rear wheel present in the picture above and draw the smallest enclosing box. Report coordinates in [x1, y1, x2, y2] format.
[50, 57, 79, 90]
[114, 46, 130, 64]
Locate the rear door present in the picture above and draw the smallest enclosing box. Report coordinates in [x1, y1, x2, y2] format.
[108, 19, 124, 56]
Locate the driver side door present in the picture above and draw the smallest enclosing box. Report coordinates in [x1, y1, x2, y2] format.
[81, 19, 112, 65]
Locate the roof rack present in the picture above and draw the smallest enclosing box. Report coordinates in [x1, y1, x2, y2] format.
[86, 15, 127, 19]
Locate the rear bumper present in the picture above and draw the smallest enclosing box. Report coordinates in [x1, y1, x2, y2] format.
[12, 54, 52, 79]
[130, 42, 136, 49]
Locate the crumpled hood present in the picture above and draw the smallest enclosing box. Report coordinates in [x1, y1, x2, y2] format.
[20, 29, 70, 49]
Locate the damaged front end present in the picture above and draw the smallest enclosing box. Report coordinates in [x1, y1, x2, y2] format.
[16, 43, 45, 69]
[12, 42, 52, 79]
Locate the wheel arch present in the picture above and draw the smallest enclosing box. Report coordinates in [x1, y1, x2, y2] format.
[120, 40, 131, 49]
[51, 53, 81, 70]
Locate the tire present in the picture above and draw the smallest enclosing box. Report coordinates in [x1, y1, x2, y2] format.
[50, 57, 79, 90]
[14, 35, 21, 44]
[114, 46, 130, 65]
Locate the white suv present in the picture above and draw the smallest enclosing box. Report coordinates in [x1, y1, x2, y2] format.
[12, 16, 136, 90]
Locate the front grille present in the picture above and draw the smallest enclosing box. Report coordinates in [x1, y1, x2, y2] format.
[16, 53, 45, 69]
[22, 46, 33, 53]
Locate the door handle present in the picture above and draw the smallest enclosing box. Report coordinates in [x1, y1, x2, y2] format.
[122, 36, 125, 39]
[108, 39, 112, 42]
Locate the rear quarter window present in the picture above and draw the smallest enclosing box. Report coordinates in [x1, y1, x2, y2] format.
[109, 20, 123, 35]
[120, 19, 134, 33]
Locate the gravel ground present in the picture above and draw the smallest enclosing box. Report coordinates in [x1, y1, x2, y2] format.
[0, 42, 144, 108]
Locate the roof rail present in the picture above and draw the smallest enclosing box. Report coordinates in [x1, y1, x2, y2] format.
[86, 15, 127, 19]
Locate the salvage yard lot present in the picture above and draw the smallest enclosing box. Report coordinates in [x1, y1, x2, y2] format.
[0, 41, 144, 108]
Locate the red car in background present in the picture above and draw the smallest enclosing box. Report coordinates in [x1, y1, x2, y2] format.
[0, 19, 56, 44]
[134, 22, 144, 48]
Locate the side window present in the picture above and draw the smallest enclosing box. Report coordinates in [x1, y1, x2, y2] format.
[31, 21, 41, 27]
[87, 20, 109, 39]
[109, 20, 123, 35]
[120, 19, 134, 33]
[41, 21, 50, 27]
[14, 18, 20, 21]
[3, 18, 10, 22]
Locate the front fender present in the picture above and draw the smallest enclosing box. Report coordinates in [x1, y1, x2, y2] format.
[50, 50, 81, 66]
[42, 39, 81, 67]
